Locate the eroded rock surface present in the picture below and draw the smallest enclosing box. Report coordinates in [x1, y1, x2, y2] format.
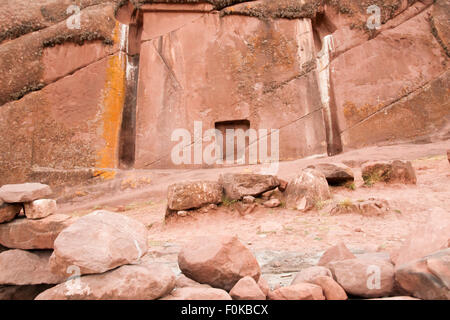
[0, 214, 73, 249]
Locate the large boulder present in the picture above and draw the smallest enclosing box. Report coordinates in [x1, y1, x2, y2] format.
[161, 287, 232, 300]
[229, 276, 266, 300]
[0, 203, 21, 224]
[219, 173, 280, 201]
[0, 214, 73, 249]
[36, 262, 175, 300]
[268, 283, 325, 300]
[395, 248, 450, 300]
[178, 235, 261, 291]
[362, 160, 417, 185]
[50, 211, 148, 276]
[328, 258, 395, 298]
[307, 163, 354, 186]
[285, 169, 331, 211]
[167, 181, 223, 211]
[24, 199, 57, 220]
[0, 183, 52, 203]
[318, 242, 356, 267]
[0, 249, 65, 285]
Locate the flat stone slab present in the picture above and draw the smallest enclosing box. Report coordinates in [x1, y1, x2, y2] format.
[0, 214, 73, 249]
[0, 183, 52, 203]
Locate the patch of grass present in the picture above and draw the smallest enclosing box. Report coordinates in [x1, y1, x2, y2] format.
[338, 198, 354, 208]
[315, 200, 327, 211]
[222, 196, 238, 207]
[345, 182, 356, 191]
[363, 171, 382, 187]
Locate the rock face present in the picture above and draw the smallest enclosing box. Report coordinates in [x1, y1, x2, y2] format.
[0, 183, 52, 203]
[229, 276, 266, 300]
[318, 243, 356, 267]
[269, 283, 325, 300]
[395, 248, 450, 300]
[162, 287, 232, 300]
[0, 2, 121, 185]
[219, 174, 280, 201]
[36, 262, 175, 300]
[24, 199, 57, 220]
[0, 1, 449, 186]
[0, 203, 21, 224]
[50, 211, 148, 276]
[307, 163, 354, 186]
[285, 169, 331, 211]
[362, 161, 417, 185]
[0, 214, 73, 249]
[178, 235, 261, 291]
[0, 249, 65, 285]
[167, 181, 223, 211]
[328, 258, 395, 298]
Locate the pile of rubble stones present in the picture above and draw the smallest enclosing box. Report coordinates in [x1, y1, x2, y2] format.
[165, 160, 417, 218]
[0, 159, 446, 300]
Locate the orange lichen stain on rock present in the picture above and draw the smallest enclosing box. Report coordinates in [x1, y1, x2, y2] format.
[96, 22, 126, 170]
[343, 101, 384, 121]
[93, 169, 117, 180]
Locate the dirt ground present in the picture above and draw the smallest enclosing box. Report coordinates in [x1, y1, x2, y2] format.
[58, 140, 450, 288]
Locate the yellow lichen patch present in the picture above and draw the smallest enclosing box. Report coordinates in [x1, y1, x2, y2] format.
[96, 22, 126, 169]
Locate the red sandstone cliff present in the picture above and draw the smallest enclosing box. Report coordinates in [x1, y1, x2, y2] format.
[0, 0, 448, 187]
